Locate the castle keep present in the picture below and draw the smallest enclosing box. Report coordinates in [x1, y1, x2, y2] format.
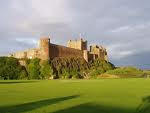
[9, 37, 108, 62]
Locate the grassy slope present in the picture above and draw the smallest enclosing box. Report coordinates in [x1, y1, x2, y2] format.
[0, 79, 150, 113]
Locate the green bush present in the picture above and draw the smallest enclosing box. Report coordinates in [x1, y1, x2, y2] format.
[89, 59, 115, 77]
[19, 69, 28, 80]
[51, 57, 89, 79]
[61, 68, 71, 79]
[70, 68, 81, 79]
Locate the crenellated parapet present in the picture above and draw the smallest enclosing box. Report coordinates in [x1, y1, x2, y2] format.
[67, 38, 87, 50]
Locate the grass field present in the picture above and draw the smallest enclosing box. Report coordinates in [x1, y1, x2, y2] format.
[0, 79, 150, 113]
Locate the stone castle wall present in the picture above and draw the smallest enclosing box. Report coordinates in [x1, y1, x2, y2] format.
[10, 48, 40, 59]
[49, 44, 83, 58]
[9, 37, 108, 62]
[10, 51, 26, 59]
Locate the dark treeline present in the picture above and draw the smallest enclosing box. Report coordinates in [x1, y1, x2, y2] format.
[0, 57, 115, 80]
[0, 57, 27, 80]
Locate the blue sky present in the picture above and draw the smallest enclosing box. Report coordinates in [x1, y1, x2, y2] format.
[0, 0, 150, 69]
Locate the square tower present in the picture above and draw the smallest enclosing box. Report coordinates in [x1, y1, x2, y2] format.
[39, 37, 50, 60]
[67, 38, 87, 50]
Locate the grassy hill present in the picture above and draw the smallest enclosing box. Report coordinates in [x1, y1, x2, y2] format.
[104, 67, 144, 78]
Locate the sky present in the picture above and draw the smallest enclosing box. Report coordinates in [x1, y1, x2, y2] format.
[0, 0, 150, 69]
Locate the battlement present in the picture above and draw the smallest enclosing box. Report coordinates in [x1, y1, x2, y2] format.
[67, 38, 87, 50]
[8, 36, 108, 62]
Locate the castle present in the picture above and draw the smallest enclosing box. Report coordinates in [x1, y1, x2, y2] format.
[9, 36, 108, 62]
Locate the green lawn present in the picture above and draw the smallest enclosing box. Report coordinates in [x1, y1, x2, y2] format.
[0, 79, 150, 113]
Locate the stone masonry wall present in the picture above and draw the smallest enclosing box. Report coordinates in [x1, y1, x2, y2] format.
[49, 44, 83, 58]
[10, 48, 40, 59]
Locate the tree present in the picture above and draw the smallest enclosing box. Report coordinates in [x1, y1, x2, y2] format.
[0, 57, 27, 80]
[19, 69, 28, 80]
[27, 58, 41, 79]
[40, 60, 53, 79]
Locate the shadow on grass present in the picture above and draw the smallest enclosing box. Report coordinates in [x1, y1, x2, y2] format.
[0, 81, 38, 84]
[136, 96, 150, 113]
[0, 95, 79, 113]
[53, 103, 133, 113]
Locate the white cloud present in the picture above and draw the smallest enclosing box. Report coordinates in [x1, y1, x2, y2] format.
[110, 26, 132, 33]
[30, 0, 69, 23]
[106, 43, 135, 59]
[15, 38, 38, 45]
[119, 51, 134, 57]
[109, 22, 150, 34]
[1, 0, 71, 37]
